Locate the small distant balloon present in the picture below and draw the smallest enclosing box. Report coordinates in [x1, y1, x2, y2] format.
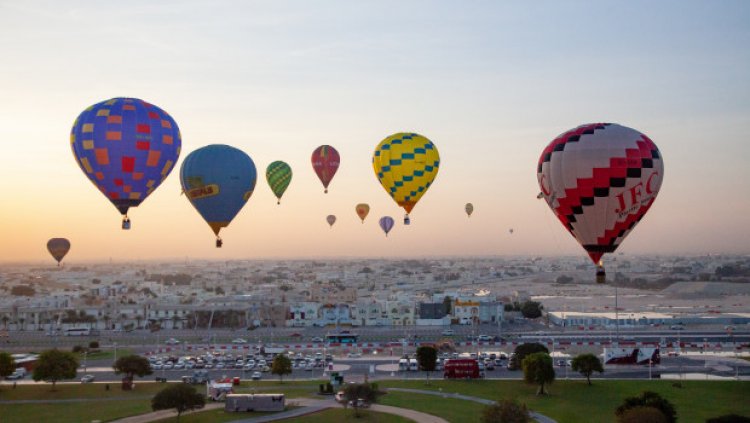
[47, 238, 71, 266]
[355, 203, 370, 223]
[379, 216, 395, 237]
[465, 203, 474, 217]
[312, 145, 340, 193]
[326, 214, 337, 227]
[266, 161, 292, 204]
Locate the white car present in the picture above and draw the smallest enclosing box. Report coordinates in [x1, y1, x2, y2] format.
[441, 329, 455, 336]
[251, 371, 262, 380]
[232, 338, 247, 344]
[165, 338, 180, 345]
[311, 336, 324, 343]
[80, 374, 95, 383]
[347, 352, 362, 358]
[477, 335, 492, 342]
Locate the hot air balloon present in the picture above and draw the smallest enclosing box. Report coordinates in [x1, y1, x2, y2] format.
[373, 133, 440, 225]
[266, 161, 292, 204]
[379, 216, 395, 237]
[326, 215, 337, 227]
[70, 98, 181, 229]
[180, 145, 257, 247]
[465, 203, 474, 217]
[537, 123, 664, 280]
[311, 145, 340, 193]
[47, 238, 70, 266]
[355, 203, 370, 223]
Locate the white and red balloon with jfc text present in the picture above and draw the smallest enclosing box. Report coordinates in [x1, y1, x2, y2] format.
[537, 123, 664, 269]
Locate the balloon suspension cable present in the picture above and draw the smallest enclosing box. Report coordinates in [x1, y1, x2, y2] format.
[216, 236, 223, 248]
[122, 215, 131, 230]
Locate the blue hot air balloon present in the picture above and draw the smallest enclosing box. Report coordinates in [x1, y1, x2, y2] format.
[180, 144, 257, 247]
[70, 98, 182, 229]
[379, 216, 395, 237]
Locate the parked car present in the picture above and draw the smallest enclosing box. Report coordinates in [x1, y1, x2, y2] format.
[441, 329, 455, 336]
[232, 338, 247, 344]
[348, 398, 370, 408]
[80, 374, 95, 383]
[251, 371, 262, 380]
[165, 338, 180, 345]
[311, 336, 324, 343]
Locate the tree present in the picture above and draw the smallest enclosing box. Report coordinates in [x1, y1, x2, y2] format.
[114, 354, 153, 389]
[271, 354, 292, 383]
[520, 301, 543, 319]
[509, 343, 548, 370]
[571, 353, 604, 385]
[416, 345, 438, 384]
[443, 296, 453, 315]
[342, 382, 383, 417]
[89, 341, 100, 349]
[32, 349, 79, 390]
[522, 352, 555, 395]
[617, 406, 668, 423]
[615, 391, 677, 423]
[151, 384, 205, 422]
[0, 352, 15, 381]
[481, 399, 531, 423]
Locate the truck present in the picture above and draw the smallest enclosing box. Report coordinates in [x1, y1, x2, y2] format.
[443, 359, 482, 379]
[604, 347, 660, 365]
[225, 394, 285, 412]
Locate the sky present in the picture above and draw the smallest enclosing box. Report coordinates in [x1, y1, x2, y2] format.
[0, 1, 748, 263]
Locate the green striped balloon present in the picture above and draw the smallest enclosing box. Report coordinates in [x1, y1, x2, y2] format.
[265, 161, 292, 204]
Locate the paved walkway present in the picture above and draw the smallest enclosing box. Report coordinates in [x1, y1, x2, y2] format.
[110, 403, 224, 423]
[387, 388, 558, 423]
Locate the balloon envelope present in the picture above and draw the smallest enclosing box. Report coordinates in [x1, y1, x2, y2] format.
[266, 161, 292, 204]
[70, 97, 181, 219]
[47, 238, 70, 264]
[465, 203, 474, 217]
[311, 145, 340, 193]
[379, 216, 395, 236]
[180, 144, 257, 237]
[355, 203, 370, 223]
[326, 215, 337, 227]
[537, 123, 664, 263]
[373, 133, 440, 216]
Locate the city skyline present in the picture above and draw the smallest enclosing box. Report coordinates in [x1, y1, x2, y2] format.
[1, 1, 749, 263]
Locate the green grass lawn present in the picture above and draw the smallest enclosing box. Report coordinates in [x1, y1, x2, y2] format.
[80, 348, 134, 360]
[150, 406, 284, 423]
[380, 391, 483, 422]
[1, 379, 748, 423]
[0, 399, 151, 423]
[0, 381, 175, 400]
[378, 379, 750, 423]
[281, 408, 415, 422]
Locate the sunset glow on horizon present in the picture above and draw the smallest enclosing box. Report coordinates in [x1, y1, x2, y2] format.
[1, 1, 748, 263]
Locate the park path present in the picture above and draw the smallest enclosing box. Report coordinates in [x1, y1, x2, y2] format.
[109, 403, 224, 423]
[387, 388, 558, 423]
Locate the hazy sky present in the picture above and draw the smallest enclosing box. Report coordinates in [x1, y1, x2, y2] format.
[0, 1, 748, 263]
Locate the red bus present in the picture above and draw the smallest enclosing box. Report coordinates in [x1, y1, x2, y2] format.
[443, 359, 482, 379]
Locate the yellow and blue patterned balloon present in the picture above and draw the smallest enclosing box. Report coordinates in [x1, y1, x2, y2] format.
[372, 132, 440, 217]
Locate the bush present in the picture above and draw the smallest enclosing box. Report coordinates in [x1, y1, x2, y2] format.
[481, 399, 531, 423]
[88, 341, 99, 349]
[72, 345, 85, 353]
[615, 391, 676, 423]
[617, 406, 668, 423]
